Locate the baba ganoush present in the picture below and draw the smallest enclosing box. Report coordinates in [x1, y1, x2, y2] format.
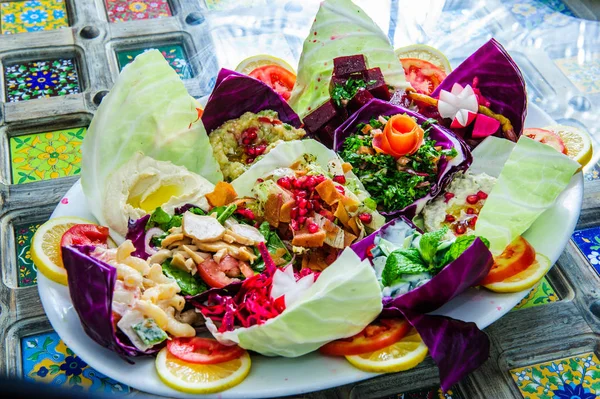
[423, 171, 496, 239]
[209, 110, 306, 181]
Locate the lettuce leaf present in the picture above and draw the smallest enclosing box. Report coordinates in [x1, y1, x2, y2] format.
[81, 50, 223, 227]
[335, 99, 472, 219]
[201, 69, 302, 133]
[61, 245, 161, 359]
[431, 39, 527, 141]
[474, 136, 579, 253]
[192, 248, 382, 357]
[288, 0, 409, 118]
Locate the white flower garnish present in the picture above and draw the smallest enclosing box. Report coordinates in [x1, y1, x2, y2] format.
[438, 83, 479, 128]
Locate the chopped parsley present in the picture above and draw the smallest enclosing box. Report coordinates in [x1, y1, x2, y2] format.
[331, 78, 376, 107]
[339, 116, 454, 213]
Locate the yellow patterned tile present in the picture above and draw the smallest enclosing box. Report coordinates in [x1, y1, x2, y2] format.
[1, 0, 69, 35]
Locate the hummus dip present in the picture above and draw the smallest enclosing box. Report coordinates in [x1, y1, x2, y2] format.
[209, 110, 305, 181]
[423, 171, 496, 239]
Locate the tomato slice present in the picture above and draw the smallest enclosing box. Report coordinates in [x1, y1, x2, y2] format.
[400, 58, 447, 95]
[320, 319, 410, 356]
[481, 236, 536, 285]
[249, 65, 296, 101]
[60, 224, 109, 247]
[197, 259, 236, 288]
[167, 337, 245, 364]
[524, 128, 567, 154]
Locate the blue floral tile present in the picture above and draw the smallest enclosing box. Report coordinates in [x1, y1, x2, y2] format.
[506, 0, 575, 30]
[21, 331, 130, 394]
[555, 54, 600, 95]
[511, 352, 600, 398]
[584, 162, 600, 182]
[572, 227, 600, 275]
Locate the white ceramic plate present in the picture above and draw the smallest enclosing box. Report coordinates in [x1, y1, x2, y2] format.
[38, 103, 583, 398]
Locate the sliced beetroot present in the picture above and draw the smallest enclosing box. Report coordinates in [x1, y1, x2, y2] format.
[472, 114, 501, 138]
[347, 88, 374, 114]
[333, 55, 367, 77]
[303, 99, 340, 135]
[363, 67, 390, 100]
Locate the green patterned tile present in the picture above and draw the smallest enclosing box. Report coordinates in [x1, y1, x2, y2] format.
[9, 127, 86, 184]
[14, 221, 43, 287]
[116, 45, 192, 79]
[511, 352, 600, 399]
[513, 277, 559, 310]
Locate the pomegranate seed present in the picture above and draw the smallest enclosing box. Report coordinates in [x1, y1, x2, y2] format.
[257, 178, 264, 183]
[477, 191, 488, 200]
[305, 176, 316, 188]
[445, 214, 456, 222]
[455, 223, 466, 235]
[466, 208, 475, 215]
[444, 192, 454, 203]
[290, 220, 299, 231]
[271, 119, 282, 125]
[314, 175, 326, 184]
[468, 216, 478, 228]
[298, 216, 307, 224]
[236, 208, 255, 220]
[332, 175, 346, 184]
[277, 177, 292, 189]
[358, 213, 372, 224]
[312, 200, 321, 211]
[299, 208, 308, 216]
[290, 207, 298, 219]
[246, 157, 255, 164]
[245, 146, 256, 156]
[255, 144, 267, 156]
[295, 191, 307, 199]
[258, 116, 272, 124]
[242, 137, 252, 145]
[466, 195, 479, 205]
[293, 179, 303, 189]
[312, 193, 321, 201]
[308, 223, 319, 233]
[298, 198, 308, 209]
[335, 185, 345, 194]
[306, 201, 313, 211]
[247, 130, 258, 140]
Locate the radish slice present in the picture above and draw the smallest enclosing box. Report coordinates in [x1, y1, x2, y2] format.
[144, 227, 165, 255]
[451, 110, 477, 128]
[472, 114, 501, 138]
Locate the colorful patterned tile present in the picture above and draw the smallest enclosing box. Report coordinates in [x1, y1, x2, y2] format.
[4, 58, 81, 102]
[116, 45, 192, 79]
[380, 386, 461, 398]
[104, 0, 171, 23]
[506, 0, 574, 30]
[9, 127, 86, 184]
[22, 331, 131, 394]
[0, 0, 69, 35]
[14, 221, 43, 287]
[513, 277, 559, 310]
[555, 54, 600, 95]
[511, 352, 600, 398]
[584, 161, 600, 182]
[572, 227, 600, 275]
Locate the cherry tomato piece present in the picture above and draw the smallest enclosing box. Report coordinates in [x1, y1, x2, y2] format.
[167, 337, 245, 364]
[400, 58, 447, 96]
[249, 65, 296, 101]
[524, 128, 567, 154]
[60, 224, 110, 247]
[481, 236, 536, 285]
[320, 319, 410, 356]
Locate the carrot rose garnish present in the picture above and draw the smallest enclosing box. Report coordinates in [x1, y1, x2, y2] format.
[372, 114, 424, 158]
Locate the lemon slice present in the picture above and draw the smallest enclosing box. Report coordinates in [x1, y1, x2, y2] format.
[155, 347, 251, 394]
[543, 125, 593, 167]
[394, 44, 452, 73]
[345, 328, 428, 373]
[31, 216, 94, 285]
[235, 54, 296, 75]
[484, 254, 551, 293]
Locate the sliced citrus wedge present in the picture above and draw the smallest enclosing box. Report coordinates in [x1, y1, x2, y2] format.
[345, 327, 428, 373]
[483, 253, 551, 293]
[235, 54, 296, 75]
[394, 44, 452, 73]
[155, 347, 251, 394]
[543, 125, 593, 167]
[31, 216, 94, 285]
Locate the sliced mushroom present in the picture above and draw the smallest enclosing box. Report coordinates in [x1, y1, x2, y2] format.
[148, 249, 172, 265]
[237, 246, 258, 263]
[185, 258, 197, 275]
[213, 248, 227, 264]
[170, 253, 189, 271]
[222, 233, 236, 244]
[182, 245, 208, 265]
[230, 224, 265, 245]
[183, 213, 226, 242]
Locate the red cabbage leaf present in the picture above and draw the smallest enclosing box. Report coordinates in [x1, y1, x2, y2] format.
[431, 38, 527, 141]
[124, 215, 150, 260]
[62, 245, 160, 360]
[201, 69, 302, 133]
[335, 99, 471, 219]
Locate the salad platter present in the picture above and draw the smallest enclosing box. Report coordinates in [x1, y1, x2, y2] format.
[31, 0, 588, 397]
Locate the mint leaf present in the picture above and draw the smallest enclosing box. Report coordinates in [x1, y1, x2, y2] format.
[382, 248, 427, 286]
[146, 207, 171, 231]
[440, 235, 489, 268]
[419, 227, 448, 266]
[162, 260, 208, 295]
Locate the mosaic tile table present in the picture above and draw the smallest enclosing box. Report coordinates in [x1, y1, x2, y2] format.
[1, 0, 600, 398]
